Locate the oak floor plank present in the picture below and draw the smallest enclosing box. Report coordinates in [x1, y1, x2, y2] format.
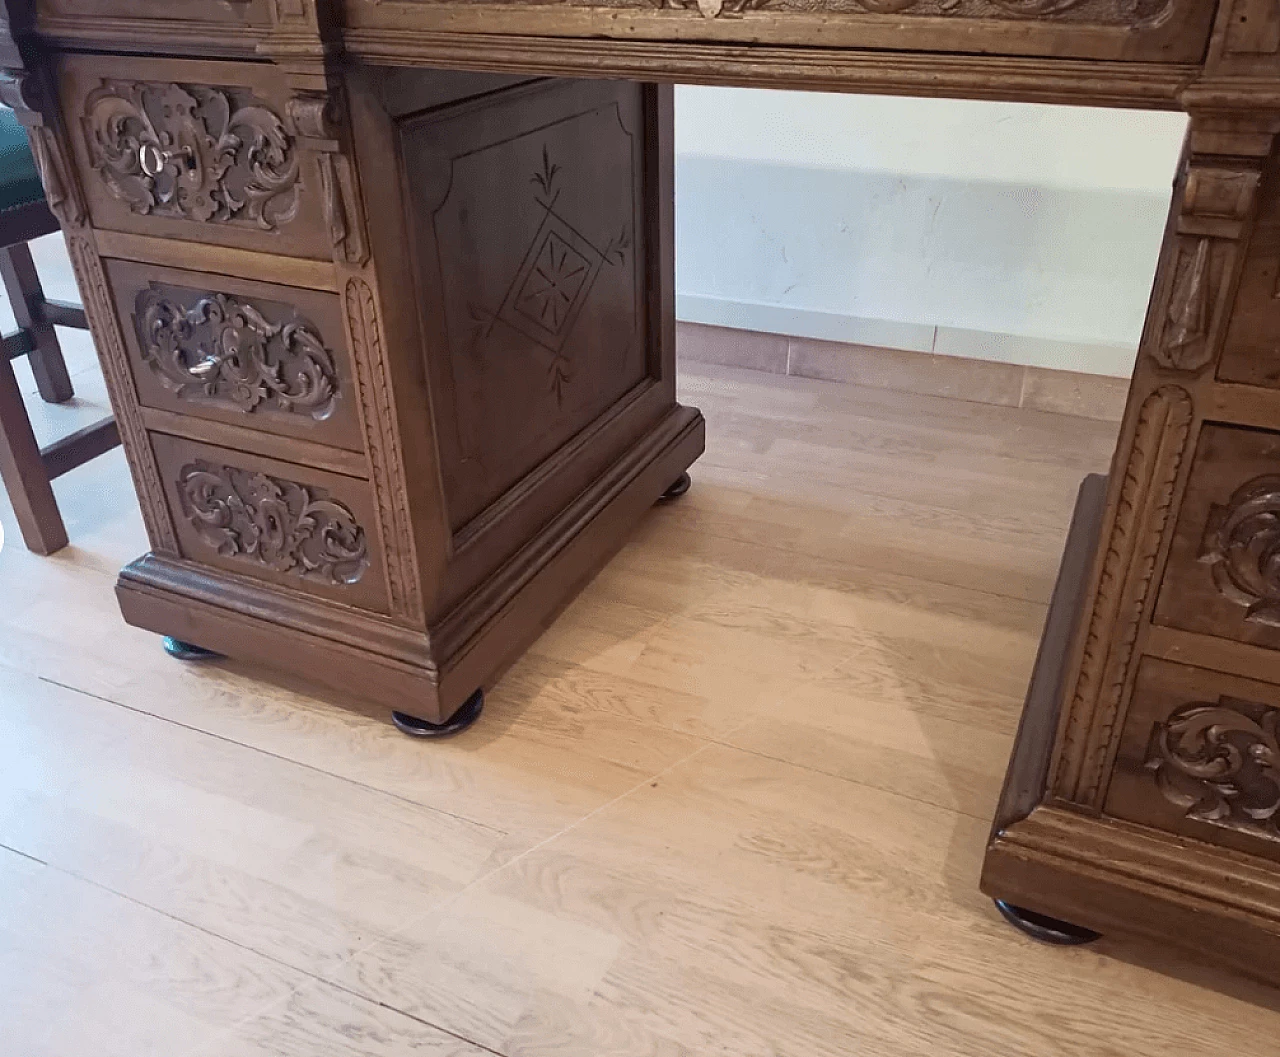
[0, 665, 514, 978]
[0, 847, 493, 1057]
[2, 359, 1277, 1055]
[331, 746, 1278, 1057]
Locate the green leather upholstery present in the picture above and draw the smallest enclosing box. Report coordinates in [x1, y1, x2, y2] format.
[0, 107, 45, 214]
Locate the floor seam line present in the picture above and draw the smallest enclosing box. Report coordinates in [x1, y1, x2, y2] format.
[35, 674, 509, 839]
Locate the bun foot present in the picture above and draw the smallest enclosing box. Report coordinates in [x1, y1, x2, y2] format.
[994, 900, 1101, 946]
[162, 636, 223, 662]
[660, 471, 692, 501]
[392, 688, 484, 738]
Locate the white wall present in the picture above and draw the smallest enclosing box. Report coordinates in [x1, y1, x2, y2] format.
[674, 87, 1189, 377]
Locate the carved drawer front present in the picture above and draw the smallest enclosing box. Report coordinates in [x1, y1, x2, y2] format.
[58, 55, 334, 260]
[1154, 424, 1280, 651]
[1105, 657, 1280, 864]
[103, 258, 363, 452]
[150, 432, 389, 614]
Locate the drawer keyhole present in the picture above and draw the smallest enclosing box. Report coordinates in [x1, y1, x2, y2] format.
[138, 143, 194, 179]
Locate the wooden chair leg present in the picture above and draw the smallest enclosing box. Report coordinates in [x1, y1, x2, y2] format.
[0, 344, 66, 554]
[0, 242, 73, 405]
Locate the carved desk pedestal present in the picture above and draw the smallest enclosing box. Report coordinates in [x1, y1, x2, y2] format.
[25, 57, 702, 729]
[10, 0, 1280, 989]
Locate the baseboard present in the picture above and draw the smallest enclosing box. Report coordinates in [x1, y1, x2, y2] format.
[676, 316, 1133, 423]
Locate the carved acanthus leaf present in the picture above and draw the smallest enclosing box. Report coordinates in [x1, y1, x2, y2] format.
[1201, 475, 1280, 626]
[178, 461, 369, 586]
[137, 288, 338, 420]
[83, 80, 300, 230]
[1147, 696, 1280, 840]
[1159, 236, 1215, 371]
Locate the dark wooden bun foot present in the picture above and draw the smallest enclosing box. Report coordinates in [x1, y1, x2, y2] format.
[392, 689, 485, 738]
[162, 636, 224, 662]
[660, 471, 692, 501]
[994, 900, 1101, 946]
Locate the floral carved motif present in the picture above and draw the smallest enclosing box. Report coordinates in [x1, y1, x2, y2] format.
[178, 461, 369, 586]
[83, 81, 300, 229]
[1146, 696, 1280, 841]
[1200, 475, 1280, 627]
[137, 287, 338, 420]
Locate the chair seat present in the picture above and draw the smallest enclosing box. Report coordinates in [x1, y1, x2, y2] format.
[0, 108, 46, 215]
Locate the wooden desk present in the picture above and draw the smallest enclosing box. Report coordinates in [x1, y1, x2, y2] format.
[4, 0, 1280, 987]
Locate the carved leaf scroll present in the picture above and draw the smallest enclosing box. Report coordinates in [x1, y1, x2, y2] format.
[83, 81, 300, 230]
[178, 461, 369, 586]
[137, 287, 338, 420]
[1146, 696, 1280, 841]
[1200, 475, 1280, 627]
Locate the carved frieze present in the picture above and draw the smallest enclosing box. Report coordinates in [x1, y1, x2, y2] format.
[177, 461, 369, 586]
[1200, 475, 1280, 627]
[1146, 696, 1280, 841]
[439, 0, 1176, 23]
[82, 80, 300, 229]
[136, 286, 338, 420]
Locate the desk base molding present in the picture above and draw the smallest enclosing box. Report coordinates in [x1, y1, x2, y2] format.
[117, 404, 705, 724]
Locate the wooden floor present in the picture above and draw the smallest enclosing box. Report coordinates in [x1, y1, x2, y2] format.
[4, 346, 1280, 1055]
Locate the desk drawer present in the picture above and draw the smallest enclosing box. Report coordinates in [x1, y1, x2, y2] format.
[1105, 657, 1280, 864]
[59, 54, 333, 260]
[1154, 424, 1280, 651]
[150, 432, 389, 613]
[103, 258, 363, 453]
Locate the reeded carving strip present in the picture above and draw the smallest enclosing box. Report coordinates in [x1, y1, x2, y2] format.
[66, 236, 179, 554]
[1052, 385, 1193, 807]
[345, 278, 423, 622]
[0, 71, 86, 228]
